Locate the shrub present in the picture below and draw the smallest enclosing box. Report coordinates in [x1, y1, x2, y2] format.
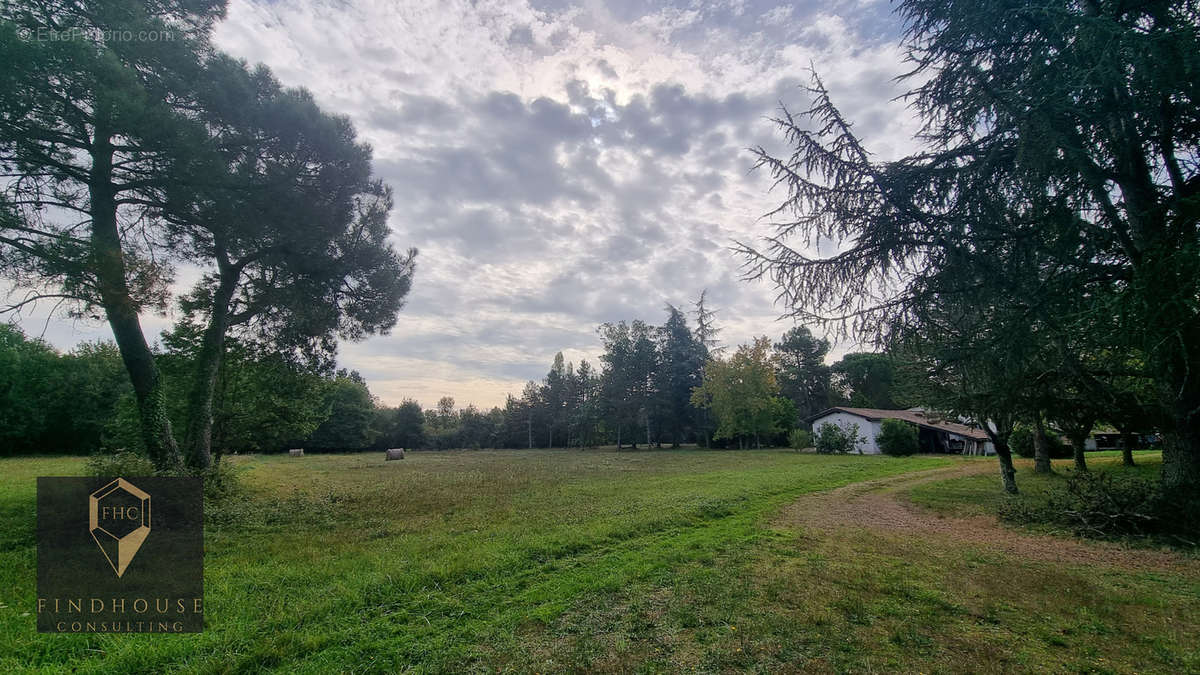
[87, 451, 256, 526]
[877, 419, 919, 456]
[788, 429, 813, 450]
[814, 422, 865, 454]
[85, 450, 156, 477]
[1000, 470, 1200, 546]
[1010, 425, 1072, 459]
[199, 460, 245, 503]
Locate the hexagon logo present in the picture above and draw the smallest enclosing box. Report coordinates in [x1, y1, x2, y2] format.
[88, 478, 151, 578]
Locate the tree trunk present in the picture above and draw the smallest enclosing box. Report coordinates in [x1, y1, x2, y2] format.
[181, 265, 238, 470]
[983, 415, 1019, 495]
[616, 424, 620, 450]
[1161, 407, 1200, 497]
[1150, 300, 1200, 497]
[1033, 412, 1052, 474]
[1119, 429, 1137, 467]
[994, 439, 1019, 494]
[89, 124, 182, 471]
[211, 348, 234, 466]
[1069, 434, 1088, 472]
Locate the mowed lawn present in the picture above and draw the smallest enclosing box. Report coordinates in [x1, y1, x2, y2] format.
[0, 450, 1196, 673]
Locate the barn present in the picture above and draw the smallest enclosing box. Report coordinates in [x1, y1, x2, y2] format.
[807, 407, 994, 455]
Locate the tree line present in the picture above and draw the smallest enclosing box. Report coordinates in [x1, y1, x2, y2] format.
[356, 303, 948, 451]
[0, 294, 929, 456]
[380, 296, 929, 452]
[0, 322, 374, 457]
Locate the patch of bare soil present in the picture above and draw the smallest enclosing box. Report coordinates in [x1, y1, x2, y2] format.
[774, 461, 1199, 575]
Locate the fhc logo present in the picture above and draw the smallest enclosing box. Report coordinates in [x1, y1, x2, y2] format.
[37, 476, 203, 633]
[89, 478, 152, 577]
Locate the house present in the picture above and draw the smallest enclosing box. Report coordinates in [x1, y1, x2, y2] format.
[1089, 431, 1161, 451]
[807, 407, 994, 456]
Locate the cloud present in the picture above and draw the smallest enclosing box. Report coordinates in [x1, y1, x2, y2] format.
[19, 0, 919, 409]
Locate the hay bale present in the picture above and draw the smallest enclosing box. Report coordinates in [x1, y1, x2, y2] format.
[288, 448, 304, 457]
[385, 448, 405, 461]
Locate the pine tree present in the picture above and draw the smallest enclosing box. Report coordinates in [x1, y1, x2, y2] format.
[656, 305, 705, 446]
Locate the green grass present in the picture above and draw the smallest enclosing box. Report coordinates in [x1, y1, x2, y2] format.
[907, 451, 1163, 520]
[1, 449, 1196, 673]
[1, 450, 945, 672]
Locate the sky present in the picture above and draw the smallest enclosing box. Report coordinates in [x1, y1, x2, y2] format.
[13, 0, 922, 409]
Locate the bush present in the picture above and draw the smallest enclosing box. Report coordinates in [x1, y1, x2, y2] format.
[1001, 470, 1200, 546]
[199, 459, 245, 503]
[87, 451, 254, 526]
[877, 419, 919, 456]
[814, 422, 865, 454]
[789, 429, 813, 450]
[85, 450, 157, 477]
[1010, 425, 1072, 459]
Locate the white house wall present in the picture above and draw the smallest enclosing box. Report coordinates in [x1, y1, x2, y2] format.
[812, 412, 883, 454]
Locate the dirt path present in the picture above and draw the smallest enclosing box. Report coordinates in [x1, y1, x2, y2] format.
[774, 460, 1198, 574]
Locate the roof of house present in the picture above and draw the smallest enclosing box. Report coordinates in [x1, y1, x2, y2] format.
[809, 406, 990, 442]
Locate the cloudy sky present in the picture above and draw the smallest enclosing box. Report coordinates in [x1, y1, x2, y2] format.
[22, 0, 921, 409]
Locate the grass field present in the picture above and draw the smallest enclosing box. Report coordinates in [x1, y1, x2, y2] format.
[906, 450, 1164, 520]
[1, 449, 1197, 673]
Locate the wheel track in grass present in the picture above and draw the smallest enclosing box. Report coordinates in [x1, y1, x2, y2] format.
[774, 460, 1200, 575]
